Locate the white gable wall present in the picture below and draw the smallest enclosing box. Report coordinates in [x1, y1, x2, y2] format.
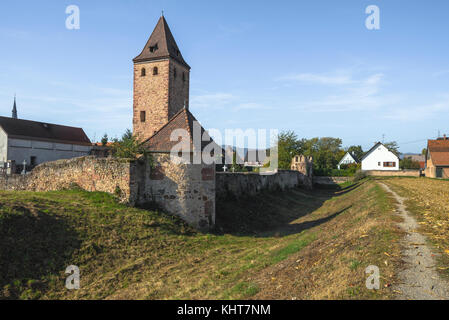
[0, 128, 7, 162]
[340, 153, 356, 165]
[338, 152, 357, 169]
[7, 138, 92, 166]
[361, 144, 399, 171]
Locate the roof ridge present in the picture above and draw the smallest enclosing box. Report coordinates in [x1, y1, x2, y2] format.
[0, 115, 83, 130]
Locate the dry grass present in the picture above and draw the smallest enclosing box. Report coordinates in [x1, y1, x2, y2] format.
[381, 177, 449, 279]
[0, 179, 403, 300]
[250, 181, 403, 299]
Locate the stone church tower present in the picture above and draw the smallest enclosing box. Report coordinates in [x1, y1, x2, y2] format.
[132, 15, 190, 141]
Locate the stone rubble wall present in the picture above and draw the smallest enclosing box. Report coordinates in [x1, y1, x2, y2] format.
[215, 170, 311, 200]
[144, 153, 215, 231]
[0, 155, 215, 231]
[0, 156, 136, 202]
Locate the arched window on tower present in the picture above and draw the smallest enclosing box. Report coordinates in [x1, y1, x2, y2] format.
[153, 67, 158, 75]
[174, 67, 177, 78]
[182, 72, 186, 82]
[141, 68, 146, 77]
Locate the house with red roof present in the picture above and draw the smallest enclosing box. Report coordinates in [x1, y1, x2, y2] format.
[425, 135, 449, 178]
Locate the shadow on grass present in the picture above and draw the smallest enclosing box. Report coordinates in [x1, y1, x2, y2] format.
[215, 180, 364, 237]
[265, 205, 352, 237]
[0, 206, 80, 299]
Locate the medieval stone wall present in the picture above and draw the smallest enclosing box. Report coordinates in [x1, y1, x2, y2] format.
[144, 153, 215, 230]
[215, 170, 311, 200]
[0, 156, 137, 203]
[0, 155, 216, 231]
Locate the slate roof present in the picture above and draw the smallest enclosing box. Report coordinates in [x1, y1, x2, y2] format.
[0, 116, 91, 146]
[133, 16, 190, 69]
[143, 108, 215, 152]
[427, 139, 449, 166]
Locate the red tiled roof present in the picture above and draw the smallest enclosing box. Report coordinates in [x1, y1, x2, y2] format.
[92, 142, 114, 147]
[419, 161, 425, 169]
[0, 116, 91, 146]
[143, 108, 215, 152]
[428, 139, 449, 166]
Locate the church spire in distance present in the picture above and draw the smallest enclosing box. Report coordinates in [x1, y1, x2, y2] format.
[12, 95, 17, 119]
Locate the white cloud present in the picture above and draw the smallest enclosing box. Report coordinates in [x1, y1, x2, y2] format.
[285, 71, 388, 112]
[190, 92, 272, 111]
[383, 98, 449, 122]
[433, 69, 449, 77]
[277, 73, 354, 85]
[190, 93, 236, 109]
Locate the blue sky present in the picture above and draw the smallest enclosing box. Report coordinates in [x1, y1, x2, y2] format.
[1, 0, 448, 153]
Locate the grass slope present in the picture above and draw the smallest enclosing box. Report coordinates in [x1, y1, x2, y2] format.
[0, 179, 402, 300]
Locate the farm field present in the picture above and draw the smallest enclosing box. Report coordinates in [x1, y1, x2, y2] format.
[381, 177, 449, 279]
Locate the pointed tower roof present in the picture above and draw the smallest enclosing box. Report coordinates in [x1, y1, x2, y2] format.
[133, 16, 190, 69]
[12, 95, 17, 119]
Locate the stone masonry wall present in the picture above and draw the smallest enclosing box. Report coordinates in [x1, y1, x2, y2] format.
[0, 155, 216, 231]
[143, 153, 215, 231]
[0, 157, 137, 203]
[216, 170, 310, 200]
[133, 60, 170, 141]
[133, 59, 190, 143]
[168, 60, 190, 119]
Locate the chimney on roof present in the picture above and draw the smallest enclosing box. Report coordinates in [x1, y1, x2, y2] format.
[12, 95, 17, 119]
[444, 134, 447, 140]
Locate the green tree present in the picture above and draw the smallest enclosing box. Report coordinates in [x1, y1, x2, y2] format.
[276, 130, 303, 170]
[346, 145, 364, 160]
[111, 129, 147, 159]
[384, 141, 400, 156]
[301, 137, 344, 171]
[400, 158, 421, 170]
[422, 148, 427, 156]
[101, 134, 109, 146]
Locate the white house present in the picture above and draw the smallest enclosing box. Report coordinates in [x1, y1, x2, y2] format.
[361, 142, 399, 171]
[0, 115, 92, 172]
[338, 152, 359, 169]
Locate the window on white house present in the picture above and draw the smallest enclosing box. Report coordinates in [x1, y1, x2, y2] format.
[383, 162, 396, 167]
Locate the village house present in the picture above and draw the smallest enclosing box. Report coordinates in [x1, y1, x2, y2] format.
[337, 152, 359, 170]
[0, 98, 91, 172]
[361, 142, 399, 171]
[425, 135, 449, 179]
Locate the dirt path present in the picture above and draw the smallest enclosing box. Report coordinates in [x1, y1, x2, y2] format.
[380, 183, 449, 300]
